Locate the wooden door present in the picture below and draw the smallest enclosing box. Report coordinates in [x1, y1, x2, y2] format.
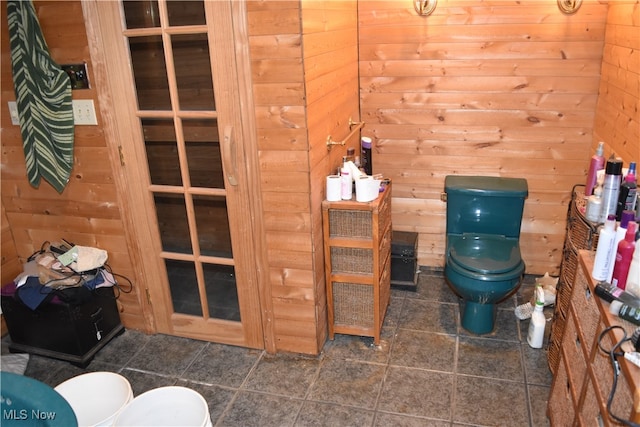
[83, 0, 265, 349]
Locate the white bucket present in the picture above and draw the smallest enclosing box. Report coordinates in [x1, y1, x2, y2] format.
[55, 372, 133, 427]
[114, 386, 211, 427]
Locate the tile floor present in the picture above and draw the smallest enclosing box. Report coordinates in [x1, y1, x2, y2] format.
[2, 270, 553, 426]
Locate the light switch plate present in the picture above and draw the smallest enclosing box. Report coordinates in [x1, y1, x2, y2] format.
[72, 99, 98, 125]
[8, 100, 98, 126]
[8, 101, 19, 125]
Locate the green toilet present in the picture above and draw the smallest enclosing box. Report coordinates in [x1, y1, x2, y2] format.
[444, 176, 528, 334]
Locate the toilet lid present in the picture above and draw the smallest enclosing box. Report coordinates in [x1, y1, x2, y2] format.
[448, 234, 522, 274]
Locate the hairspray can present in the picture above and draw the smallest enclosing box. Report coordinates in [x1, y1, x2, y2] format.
[599, 158, 623, 223]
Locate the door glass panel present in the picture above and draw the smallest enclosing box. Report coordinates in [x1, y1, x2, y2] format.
[167, 1, 205, 26]
[143, 119, 182, 186]
[193, 195, 232, 258]
[184, 119, 224, 188]
[172, 34, 216, 110]
[166, 259, 201, 316]
[121, 0, 246, 332]
[154, 193, 192, 253]
[204, 264, 240, 321]
[123, 1, 160, 29]
[129, 36, 171, 110]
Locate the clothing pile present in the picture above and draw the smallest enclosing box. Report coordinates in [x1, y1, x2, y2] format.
[2, 241, 115, 310]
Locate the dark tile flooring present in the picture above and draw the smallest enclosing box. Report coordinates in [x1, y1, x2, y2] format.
[2, 270, 553, 426]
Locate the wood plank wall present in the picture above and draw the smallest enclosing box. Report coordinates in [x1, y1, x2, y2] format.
[592, 2, 640, 163]
[0, 1, 150, 332]
[1, 0, 637, 354]
[358, 0, 621, 274]
[302, 1, 360, 352]
[246, 0, 360, 354]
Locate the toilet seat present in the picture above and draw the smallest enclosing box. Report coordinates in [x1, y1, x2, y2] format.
[447, 233, 522, 275]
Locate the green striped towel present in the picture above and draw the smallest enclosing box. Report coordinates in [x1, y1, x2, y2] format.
[8, 0, 74, 193]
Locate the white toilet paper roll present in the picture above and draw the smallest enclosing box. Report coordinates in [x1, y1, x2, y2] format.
[326, 175, 342, 201]
[356, 176, 381, 202]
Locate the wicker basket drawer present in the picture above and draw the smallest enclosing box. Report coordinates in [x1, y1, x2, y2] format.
[563, 308, 588, 397]
[548, 355, 576, 426]
[328, 209, 373, 239]
[330, 247, 373, 274]
[570, 266, 600, 359]
[332, 282, 374, 328]
[591, 325, 635, 423]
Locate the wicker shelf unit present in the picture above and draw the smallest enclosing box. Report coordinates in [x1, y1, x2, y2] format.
[548, 184, 600, 374]
[322, 183, 392, 345]
[547, 251, 639, 425]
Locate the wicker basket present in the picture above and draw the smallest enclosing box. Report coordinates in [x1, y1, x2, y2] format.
[330, 247, 373, 274]
[329, 210, 372, 238]
[332, 282, 374, 328]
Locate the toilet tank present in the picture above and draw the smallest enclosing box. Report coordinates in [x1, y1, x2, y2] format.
[444, 176, 528, 238]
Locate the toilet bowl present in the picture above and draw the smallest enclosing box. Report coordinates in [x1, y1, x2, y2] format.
[444, 176, 528, 334]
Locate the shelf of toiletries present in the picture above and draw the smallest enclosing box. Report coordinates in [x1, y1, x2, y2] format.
[547, 250, 639, 426]
[550, 173, 639, 375]
[322, 182, 391, 345]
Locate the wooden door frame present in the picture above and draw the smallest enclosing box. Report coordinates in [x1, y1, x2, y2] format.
[81, 0, 274, 351]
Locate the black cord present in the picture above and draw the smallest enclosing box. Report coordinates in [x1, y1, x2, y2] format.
[597, 326, 640, 427]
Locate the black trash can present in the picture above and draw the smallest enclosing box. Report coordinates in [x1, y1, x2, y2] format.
[391, 231, 419, 291]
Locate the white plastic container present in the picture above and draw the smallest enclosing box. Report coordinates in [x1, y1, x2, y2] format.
[54, 372, 132, 427]
[592, 215, 617, 281]
[114, 386, 211, 427]
[340, 167, 351, 200]
[626, 243, 640, 298]
[527, 286, 546, 349]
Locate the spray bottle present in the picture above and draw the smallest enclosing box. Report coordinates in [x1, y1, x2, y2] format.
[599, 157, 623, 223]
[585, 184, 603, 223]
[585, 141, 605, 196]
[592, 215, 617, 281]
[611, 221, 637, 290]
[527, 285, 546, 349]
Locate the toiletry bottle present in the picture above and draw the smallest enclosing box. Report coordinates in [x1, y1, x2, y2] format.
[616, 162, 637, 219]
[585, 141, 605, 196]
[594, 281, 640, 306]
[340, 166, 351, 200]
[626, 242, 640, 298]
[611, 221, 637, 290]
[609, 300, 640, 326]
[361, 137, 372, 176]
[527, 286, 546, 349]
[599, 157, 623, 223]
[607, 211, 635, 283]
[592, 215, 617, 281]
[585, 184, 603, 223]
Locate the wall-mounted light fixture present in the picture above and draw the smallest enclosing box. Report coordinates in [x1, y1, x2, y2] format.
[414, 0, 437, 16]
[557, 0, 582, 14]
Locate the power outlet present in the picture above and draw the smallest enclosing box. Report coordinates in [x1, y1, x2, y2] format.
[72, 99, 98, 125]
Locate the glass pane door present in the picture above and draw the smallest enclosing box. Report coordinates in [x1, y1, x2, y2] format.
[123, 0, 240, 322]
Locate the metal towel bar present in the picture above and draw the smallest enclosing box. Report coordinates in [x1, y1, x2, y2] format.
[326, 118, 365, 151]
